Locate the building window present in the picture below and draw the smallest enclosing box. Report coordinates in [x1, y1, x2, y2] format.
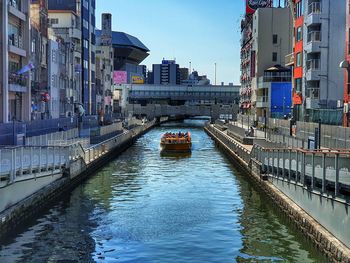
[296, 52, 302, 67]
[295, 78, 302, 92]
[273, 34, 278, 44]
[272, 52, 278, 62]
[296, 0, 304, 18]
[50, 18, 59, 25]
[296, 27, 302, 42]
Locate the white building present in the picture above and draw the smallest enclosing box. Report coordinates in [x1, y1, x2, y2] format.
[1, 0, 31, 123]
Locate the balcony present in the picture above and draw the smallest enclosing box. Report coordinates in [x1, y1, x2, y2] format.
[308, 2, 322, 15]
[306, 59, 320, 71]
[256, 96, 269, 108]
[8, 74, 27, 92]
[70, 28, 81, 40]
[305, 2, 322, 25]
[307, 31, 321, 43]
[8, 0, 26, 21]
[257, 76, 292, 89]
[285, 53, 294, 67]
[8, 34, 26, 57]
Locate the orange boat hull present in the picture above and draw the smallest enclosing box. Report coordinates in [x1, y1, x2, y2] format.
[160, 142, 192, 152]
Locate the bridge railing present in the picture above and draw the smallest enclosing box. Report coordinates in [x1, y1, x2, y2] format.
[252, 144, 350, 197]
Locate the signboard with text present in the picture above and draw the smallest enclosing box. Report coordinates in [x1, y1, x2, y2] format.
[131, 75, 144, 84]
[113, 71, 127, 84]
[246, 0, 273, 15]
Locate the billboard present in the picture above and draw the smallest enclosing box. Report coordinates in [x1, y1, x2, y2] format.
[113, 71, 127, 84]
[246, 0, 273, 15]
[131, 75, 144, 84]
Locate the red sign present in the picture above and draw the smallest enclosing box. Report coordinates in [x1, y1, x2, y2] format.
[293, 92, 302, 105]
[246, 0, 272, 15]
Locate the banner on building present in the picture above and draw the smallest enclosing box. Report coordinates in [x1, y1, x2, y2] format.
[293, 92, 302, 105]
[113, 71, 127, 84]
[131, 75, 144, 84]
[246, 0, 273, 15]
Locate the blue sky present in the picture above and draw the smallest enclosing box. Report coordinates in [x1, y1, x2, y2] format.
[96, 0, 245, 85]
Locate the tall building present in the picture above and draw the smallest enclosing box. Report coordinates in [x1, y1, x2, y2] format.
[291, 0, 345, 124]
[153, 60, 180, 85]
[179, 68, 189, 82]
[95, 13, 114, 116]
[30, 0, 49, 120]
[1, 0, 31, 123]
[48, 0, 96, 115]
[48, 9, 82, 117]
[240, 5, 293, 121]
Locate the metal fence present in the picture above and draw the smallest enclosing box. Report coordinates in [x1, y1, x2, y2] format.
[252, 145, 350, 197]
[206, 124, 251, 163]
[26, 128, 79, 146]
[0, 146, 70, 187]
[237, 115, 350, 149]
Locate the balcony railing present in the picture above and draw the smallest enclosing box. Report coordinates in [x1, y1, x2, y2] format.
[308, 2, 321, 15]
[258, 76, 292, 84]
[8, 0, 21, 11]
[9, 74, 27, 87]
[8, 34, 23, 49]
[306, 59, 320, 70]
[307, 31, 321, 43]
[285, 53, 294, 66]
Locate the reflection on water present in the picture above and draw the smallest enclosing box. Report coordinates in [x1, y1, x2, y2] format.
[0, 120, 327, 263]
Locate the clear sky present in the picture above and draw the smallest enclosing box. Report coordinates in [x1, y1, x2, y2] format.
[96, 0, 245, 85]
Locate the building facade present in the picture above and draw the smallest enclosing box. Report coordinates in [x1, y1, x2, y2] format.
[30, 0, 49, 120]
[292, 0, 345, 125]
[95, 13, 114, 117]
[153, 60, 180, 85]
[240, 6, 293, 121]
[48, 0, 96, 116]
[1, 0, 31, 123]
[48, 9, 82, 117]
[343, 0, 350, 126]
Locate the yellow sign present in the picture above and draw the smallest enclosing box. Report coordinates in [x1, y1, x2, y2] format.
[132, 75, 144, 84]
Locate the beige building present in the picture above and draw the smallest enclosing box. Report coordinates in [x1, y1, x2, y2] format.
[48, 10, 82, 116]
[1, 0, 31, 123]
[240, 7, 293, 120]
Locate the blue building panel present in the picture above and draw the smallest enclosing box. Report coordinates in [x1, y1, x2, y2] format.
[271, 82, 292, 118]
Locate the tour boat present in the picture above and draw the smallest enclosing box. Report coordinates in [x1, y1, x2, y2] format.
[160, 132, 192, 153]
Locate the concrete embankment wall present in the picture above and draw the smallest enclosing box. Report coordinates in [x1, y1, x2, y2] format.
[0, 121, 159, 237]
[204, 125, 350, 263]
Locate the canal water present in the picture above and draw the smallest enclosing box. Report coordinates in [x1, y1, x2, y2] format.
[0, 120, 327, 263]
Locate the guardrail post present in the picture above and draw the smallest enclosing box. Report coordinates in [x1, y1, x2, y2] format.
[296, 151, 299, 183]
[11, 149, 15, 183]
[282, 149, 286, 179]
[277, 150, 280, 177]
[13, 148, 17, 182]
[46, 147, 49, 171]
[311, 153, 315, 190]
[288, 149, 292, 181]
[20, 147, 23, 177]
[39, 147, 42, 173]
[322, 153, 326, 193]
[335, 154, 339, 197]
[301, 152, 305, 186]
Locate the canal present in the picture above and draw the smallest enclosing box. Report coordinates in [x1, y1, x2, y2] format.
[0, 121, 327, 263]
